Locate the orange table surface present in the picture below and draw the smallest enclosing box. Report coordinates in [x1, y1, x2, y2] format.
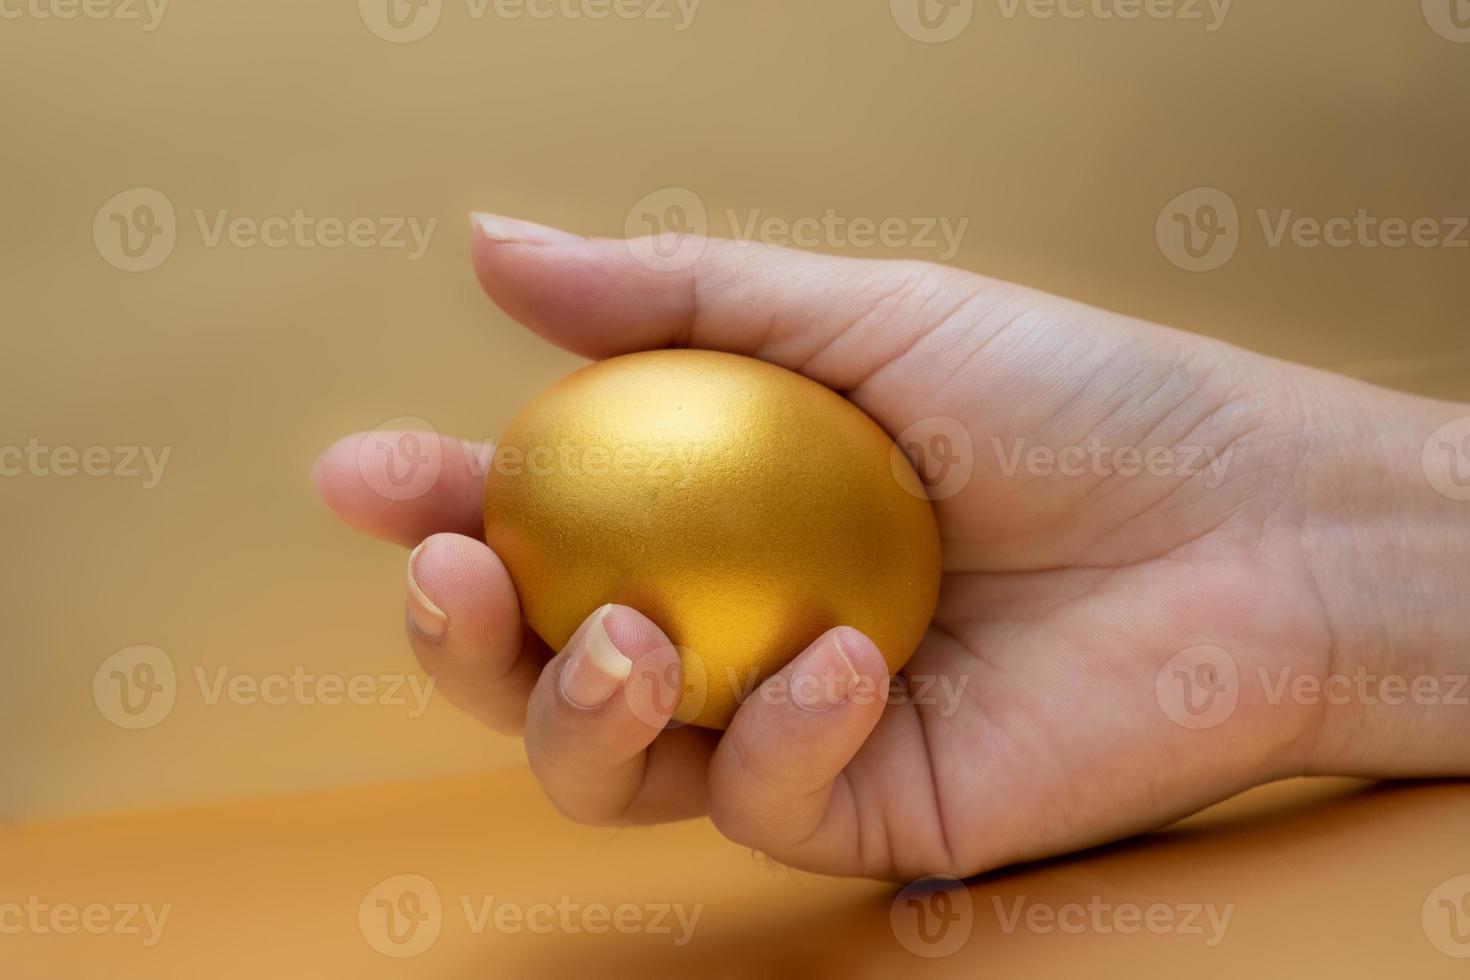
[3, 770, 1467, 978]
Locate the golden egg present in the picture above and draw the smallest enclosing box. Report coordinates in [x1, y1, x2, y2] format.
[483, 349, 941, 729]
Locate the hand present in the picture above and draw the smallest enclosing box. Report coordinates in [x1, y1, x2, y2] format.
[313, 212, 1470, 881]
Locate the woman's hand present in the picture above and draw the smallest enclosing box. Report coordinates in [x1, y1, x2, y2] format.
[313, 213, 1470, 881]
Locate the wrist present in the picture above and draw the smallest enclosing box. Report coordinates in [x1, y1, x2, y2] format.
[1293, 371, 1470, 776]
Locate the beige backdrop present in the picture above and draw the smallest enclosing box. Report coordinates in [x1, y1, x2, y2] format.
[2, 0, 1467, 820]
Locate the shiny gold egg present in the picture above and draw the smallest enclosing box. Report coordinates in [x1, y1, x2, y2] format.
[483, 349, 941, 729]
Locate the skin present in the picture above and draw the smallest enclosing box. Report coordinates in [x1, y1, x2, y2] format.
[313, 213, 1470, 882]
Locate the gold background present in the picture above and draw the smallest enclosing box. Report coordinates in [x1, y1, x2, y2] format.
[1, 0, 1466, 835]
[3, 2, 1469, 975]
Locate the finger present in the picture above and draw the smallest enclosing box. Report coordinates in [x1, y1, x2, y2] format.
[524, 604, 717, 826]
[706, 627, 890, 874]
[313, 431, 488, 548]
[404, 532, 544, 734]
[469, 211, 998, 399]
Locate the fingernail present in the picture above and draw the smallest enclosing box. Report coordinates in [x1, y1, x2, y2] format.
[793, 629, 864, 712]
[470, 212, 585, 246]
[560, 605, 633, 709]
[406, 541, 448, 641]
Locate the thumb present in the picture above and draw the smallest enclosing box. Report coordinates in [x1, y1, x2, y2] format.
[468, 211, 1009, 415]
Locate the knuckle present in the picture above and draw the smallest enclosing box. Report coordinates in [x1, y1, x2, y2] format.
[706, 739, 781, 849]
[544, 790, 627, 828]
[527, 751, 626, 827]
[705, 794, 762, 849]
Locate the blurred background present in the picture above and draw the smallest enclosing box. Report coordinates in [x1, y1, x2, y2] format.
[2, 0, 1467, 826]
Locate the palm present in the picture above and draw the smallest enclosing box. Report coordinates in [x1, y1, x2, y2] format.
[829, 310, 1332, 878]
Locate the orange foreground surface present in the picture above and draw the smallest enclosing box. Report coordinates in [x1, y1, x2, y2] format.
[3, 770, 1467, 978]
